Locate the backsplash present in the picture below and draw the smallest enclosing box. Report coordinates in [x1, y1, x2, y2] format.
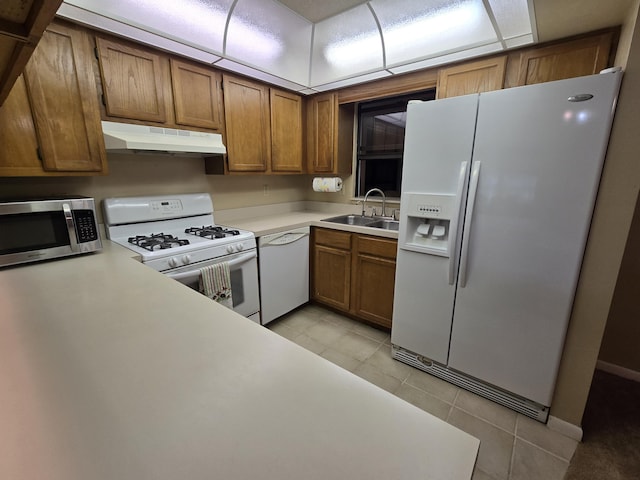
[0, 153, 314, 223]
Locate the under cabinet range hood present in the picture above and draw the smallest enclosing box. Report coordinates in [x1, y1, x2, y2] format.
[101, 121, 226, 156]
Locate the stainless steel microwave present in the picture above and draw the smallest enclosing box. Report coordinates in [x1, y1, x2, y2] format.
[0, 196, 102, 268]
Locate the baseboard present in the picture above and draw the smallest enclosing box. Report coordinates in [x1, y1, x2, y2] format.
[596, 360, 640, 382]
[547, 415, 583, 442]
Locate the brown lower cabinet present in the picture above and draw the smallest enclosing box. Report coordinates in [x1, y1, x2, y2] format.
[311, 227, 397, 329]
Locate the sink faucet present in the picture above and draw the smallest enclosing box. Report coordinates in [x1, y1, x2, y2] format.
[362, 188, 386, 217]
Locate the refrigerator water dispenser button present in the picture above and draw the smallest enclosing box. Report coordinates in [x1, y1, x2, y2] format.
[417, 224, 431, 236]
[431, 225, 446, 238]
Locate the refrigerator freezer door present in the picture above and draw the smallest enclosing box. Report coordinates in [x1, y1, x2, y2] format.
[391, 94, 478, 365]
[447, 72, 622, 405]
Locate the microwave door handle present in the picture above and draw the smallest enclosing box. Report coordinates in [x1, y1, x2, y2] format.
[167, 251, 257, 282]
[62, 203, 79, 251]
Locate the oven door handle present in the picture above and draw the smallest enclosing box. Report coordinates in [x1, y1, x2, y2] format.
[166, 251, 257, 282]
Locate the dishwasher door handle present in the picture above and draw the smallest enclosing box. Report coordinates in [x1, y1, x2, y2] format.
[262, 232, 309, 246]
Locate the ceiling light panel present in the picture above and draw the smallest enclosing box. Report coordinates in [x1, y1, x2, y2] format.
[226, 0, 312, 85]
[310, 3, 384, 86]
[66, 0, 233, 53]
[487, 0, 533, 41]
[370, 0, 498, 67]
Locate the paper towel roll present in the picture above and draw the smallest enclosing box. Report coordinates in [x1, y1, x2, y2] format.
[313, 177, 343, 192]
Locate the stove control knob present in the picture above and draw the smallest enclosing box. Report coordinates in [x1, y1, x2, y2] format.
[182, 255, 192, 265]
[227, 245, 236, 254]
[168, 257, 180, 268]
[236, 243, 244, 251]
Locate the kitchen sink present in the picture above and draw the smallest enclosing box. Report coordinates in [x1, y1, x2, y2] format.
[322, 214, 378, 226]
[321, 214, 399, 231]
[367, 218, 400, 231]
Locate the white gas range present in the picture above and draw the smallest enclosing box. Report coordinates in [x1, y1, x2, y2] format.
[103, 193, 260, 322]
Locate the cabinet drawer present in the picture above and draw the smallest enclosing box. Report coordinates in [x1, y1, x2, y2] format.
[314, 228, 351, 250]
[356, 235, 397, 259]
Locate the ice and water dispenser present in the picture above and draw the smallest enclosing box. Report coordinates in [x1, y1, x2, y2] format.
[399, 193, 459, 257]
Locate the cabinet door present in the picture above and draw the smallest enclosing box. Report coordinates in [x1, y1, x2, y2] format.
[307, 93, 337, 173]
[270, 88, 303, 173]
[436, 56, 506, 99]
[313, 244, 351, 311]
[0, 0, 62, 106]
[312, 228, 352, 311]
[352, 235, 397, 328]
[223, 75, 270, 172]
[516, 32, 613, 86]
[0, 75, 42, 175]
[170, 58, 223, 130]
[24, 22, 106, 172]
[96, 37, 167, 123]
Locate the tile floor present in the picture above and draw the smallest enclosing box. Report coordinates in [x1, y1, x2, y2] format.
[267, 303, 579, 480]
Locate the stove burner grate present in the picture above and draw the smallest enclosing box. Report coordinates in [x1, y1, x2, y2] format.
[185, 225, 241, 239]
[128, 233, 190, 252]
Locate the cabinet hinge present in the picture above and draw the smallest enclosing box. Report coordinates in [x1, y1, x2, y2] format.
[36, 147, 43, 162]
[101, 94, 106, 106]
[94, 46, 99, 60]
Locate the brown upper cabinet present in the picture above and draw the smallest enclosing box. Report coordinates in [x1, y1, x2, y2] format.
[96, 36, 225, 132]
[220, 74, 304, 174]
[0, 75, 46, 176]
[0, 0, 62, 106]
[516, 31, 614, 86]
[96, 37, 168, 123]
[170, 58, 223, 130]
[19, 22, 106, 174]
[222, 74, 271, 172]
[270, 88, 303, 173]
[436, 56, 507, 99]
[306, 93, 353, 175]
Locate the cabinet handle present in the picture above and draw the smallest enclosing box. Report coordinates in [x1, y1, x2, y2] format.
[458, 161, 481, 288]
[448, 161, 469, 285]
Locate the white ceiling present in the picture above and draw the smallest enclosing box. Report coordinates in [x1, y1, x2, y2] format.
[56, 0, 635, 94]
[278, 0, 367, 22]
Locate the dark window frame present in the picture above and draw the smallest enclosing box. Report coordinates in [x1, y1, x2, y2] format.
[355, 89, 436, 199]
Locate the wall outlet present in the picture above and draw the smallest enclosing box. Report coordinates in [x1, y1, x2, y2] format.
[263, 184, 270, 196]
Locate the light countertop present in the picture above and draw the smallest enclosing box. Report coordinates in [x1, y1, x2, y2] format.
[222, 210, 399, 239]
[1, 240, 478, 480]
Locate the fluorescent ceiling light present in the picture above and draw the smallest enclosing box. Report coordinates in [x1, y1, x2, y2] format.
[382, 1, 487, 52]
[324, 0, 491, 69]
[61, 0, 535, 90]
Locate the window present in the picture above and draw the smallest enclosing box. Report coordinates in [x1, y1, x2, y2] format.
[356, 90, 435, 198]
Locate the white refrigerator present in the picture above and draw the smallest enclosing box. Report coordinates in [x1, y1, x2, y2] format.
[391, 71, 622, 421]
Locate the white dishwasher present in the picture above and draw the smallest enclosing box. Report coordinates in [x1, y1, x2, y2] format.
[258, 226, 310, 325]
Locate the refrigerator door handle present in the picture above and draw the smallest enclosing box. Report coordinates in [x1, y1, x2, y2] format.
[458, 161, 481, 288]
[448, 161, 470, 285]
